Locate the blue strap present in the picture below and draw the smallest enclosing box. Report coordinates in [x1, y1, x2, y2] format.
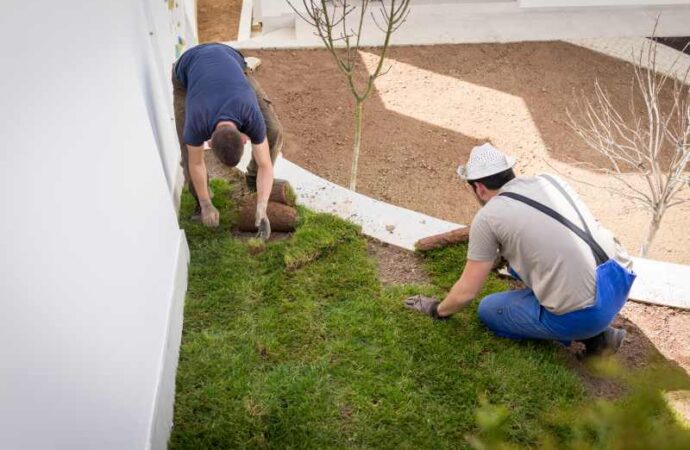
[499, 191, 609, 266]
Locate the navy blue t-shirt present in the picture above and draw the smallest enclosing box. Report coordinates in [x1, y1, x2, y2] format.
[175, 43, 266, 146]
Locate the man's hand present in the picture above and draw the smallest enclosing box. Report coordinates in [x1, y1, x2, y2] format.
[255, 201, 271, 240]
[252, 139, 274, 241]
[404, 295, 443, 318]
[200, 198, 219, 227]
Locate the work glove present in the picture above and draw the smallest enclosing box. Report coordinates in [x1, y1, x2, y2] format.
[199, 199, 220, 228]
[255, 201, 271, 241]
[404, 295, 448, 320]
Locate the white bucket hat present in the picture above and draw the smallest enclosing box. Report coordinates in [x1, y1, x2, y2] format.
[456, 143, 516, 181]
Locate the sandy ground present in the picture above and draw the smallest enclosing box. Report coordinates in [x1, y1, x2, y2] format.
[620, 301, 690, 373]
[367, 239, 429, 286]
[250, 44, 690, 265]
[197, 0, 241, 43]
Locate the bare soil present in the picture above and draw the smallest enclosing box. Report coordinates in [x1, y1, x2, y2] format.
[620, 301, 690, 374]
[560, 305, 690, 399]
[249, 44, 690, 265]
[197, 0, 242, 43]
[367, 239, 429, 286]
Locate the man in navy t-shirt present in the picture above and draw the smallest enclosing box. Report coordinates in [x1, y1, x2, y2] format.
[172, 43, 283, 239]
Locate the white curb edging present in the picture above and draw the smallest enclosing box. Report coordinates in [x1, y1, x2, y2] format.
[566, 37, 690, 83]
[238, 153, 463, 249]
[228, 3, 690, 50]
[237, 0, 254, 42]
[629, 258, 690, 310]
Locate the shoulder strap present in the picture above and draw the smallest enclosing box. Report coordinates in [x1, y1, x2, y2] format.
[540, 174, 592, 236]
[499, 191, 609, 266]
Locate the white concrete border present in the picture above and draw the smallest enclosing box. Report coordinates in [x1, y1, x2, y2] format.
[629, 257, 690, 310]
[520, 0, 690, 7]
[229, 2, 690, 49]
[566, 36, 690, 83]
[237, 0, 254, 42]
[236, 153, 463, 249]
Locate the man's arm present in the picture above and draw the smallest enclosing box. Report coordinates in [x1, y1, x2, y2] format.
[405, 259, 493, 319]
[188, 145, 219, 227]
[436, 259, 493, 317]
[252, 138, 274, 239]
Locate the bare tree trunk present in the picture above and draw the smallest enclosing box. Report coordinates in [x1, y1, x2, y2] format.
[288, 0, 411, 192]
[568, 29, 690, 257]
[349, 100, 364, 191]
[640, 212, 663, 257]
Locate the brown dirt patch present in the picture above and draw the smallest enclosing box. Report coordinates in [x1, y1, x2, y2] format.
[620, 301, 690, 374]
[197, 0, 242, 43]
[251, 47, 481, 226]
[248, 44, 690, 264]
[367, 239, 429, 286]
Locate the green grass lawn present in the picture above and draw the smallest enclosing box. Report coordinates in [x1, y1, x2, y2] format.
[171, 180, 690, 449]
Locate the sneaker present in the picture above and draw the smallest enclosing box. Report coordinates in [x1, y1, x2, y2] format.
[581, 327, 626, 357]
[245, 57, 262, 72]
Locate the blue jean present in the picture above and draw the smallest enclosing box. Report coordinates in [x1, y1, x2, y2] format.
[478, 260, 636, 343]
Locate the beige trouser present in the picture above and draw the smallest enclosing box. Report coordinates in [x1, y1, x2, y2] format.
[244, 72, 284, 181]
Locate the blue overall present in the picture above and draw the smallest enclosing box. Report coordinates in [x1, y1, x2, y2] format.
[477, 177, 637, 343]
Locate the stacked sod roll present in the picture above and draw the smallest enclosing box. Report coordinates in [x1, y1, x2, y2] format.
[238, 179, 299, 232]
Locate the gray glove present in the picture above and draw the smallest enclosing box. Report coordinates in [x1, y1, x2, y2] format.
[199, 199, 220, 228]
[255, 201, 271, 241]
[404, 295, 448, 320]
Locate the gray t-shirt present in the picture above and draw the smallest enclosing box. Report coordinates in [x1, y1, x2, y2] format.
[468, 175, 632, 315]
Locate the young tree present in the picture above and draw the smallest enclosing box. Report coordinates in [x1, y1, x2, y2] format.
[568, 34, 690, 257]
[287, 0, 411, 191]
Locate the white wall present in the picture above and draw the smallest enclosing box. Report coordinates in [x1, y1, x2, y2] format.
[520, 0, 690, 7]
[0, 1, 194, 448]
[141, 0, 197, 201]
[245, 0, 690, 48]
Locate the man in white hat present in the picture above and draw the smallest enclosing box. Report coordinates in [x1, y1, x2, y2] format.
[405, 143, 636, 357]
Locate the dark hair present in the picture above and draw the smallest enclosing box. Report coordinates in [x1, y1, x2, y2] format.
[468, 168, 516, 190]
[210, 127, 244, 167]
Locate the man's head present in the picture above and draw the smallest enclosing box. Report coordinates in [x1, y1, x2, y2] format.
[457, 143, 516, 205]
[211, 123, 244, 167]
